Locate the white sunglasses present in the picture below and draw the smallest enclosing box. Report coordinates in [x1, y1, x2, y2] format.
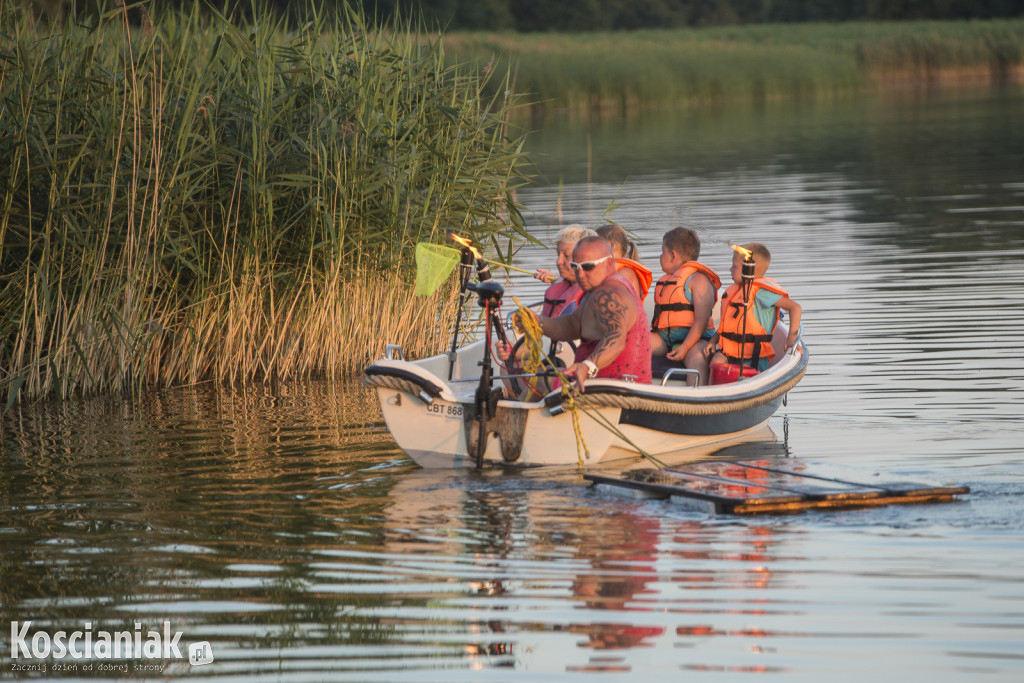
[569, 255, 612, 272]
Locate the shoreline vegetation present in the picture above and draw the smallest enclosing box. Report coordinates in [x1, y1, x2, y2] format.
[0, 4, 531, 404]
[3, 9, 1022, 404]
[444, 19, 1024, 116]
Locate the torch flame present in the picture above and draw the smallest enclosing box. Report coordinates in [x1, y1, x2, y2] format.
[450, 232, 482, 259]
[731, 244, 753, 260]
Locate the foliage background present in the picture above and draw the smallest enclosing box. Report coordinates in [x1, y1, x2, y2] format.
[0, 3, 531, 402]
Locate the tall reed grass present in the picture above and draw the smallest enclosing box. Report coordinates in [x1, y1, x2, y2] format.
[0, 3, 532, 404]
[445, 19, 1024, 114]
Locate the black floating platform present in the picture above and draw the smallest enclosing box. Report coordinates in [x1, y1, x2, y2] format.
[583, 460, 970, 515]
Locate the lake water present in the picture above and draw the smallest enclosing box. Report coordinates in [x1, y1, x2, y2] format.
[2, 85, 1023, 681]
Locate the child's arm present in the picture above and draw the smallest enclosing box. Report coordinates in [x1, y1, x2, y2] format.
[775, 296, 802, 351]
[702, 297, 727, 358]
[666, 274, 715, 361]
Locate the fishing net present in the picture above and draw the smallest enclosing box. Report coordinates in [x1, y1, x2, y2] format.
[414, 243, 461, 296]
[414, 239, 536, 295]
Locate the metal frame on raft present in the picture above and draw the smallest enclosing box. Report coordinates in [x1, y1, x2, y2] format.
[585, 461, 970, 515]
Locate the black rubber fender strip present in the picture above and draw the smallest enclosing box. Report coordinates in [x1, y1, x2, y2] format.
[363, 365, 444, 399]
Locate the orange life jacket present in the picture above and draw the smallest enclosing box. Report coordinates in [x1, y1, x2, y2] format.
[718, 278, 789, 365]
[652, 262, 721, 331]
[615, 258, 653, 301]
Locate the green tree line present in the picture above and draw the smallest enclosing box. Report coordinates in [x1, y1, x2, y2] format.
[24, 0, 1024, 31]
[312, 0, 1024, 31]
[381, 0, 1024, 30]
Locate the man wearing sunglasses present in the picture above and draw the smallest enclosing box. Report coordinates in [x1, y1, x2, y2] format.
[518, 236, 652, 391]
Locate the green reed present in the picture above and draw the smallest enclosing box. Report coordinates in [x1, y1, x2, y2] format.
[446, 19, 1024, 114]
[0, 3, 532, 403]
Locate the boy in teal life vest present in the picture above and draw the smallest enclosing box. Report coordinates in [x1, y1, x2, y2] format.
[650, 227, 721, 386]
[705, 242, 802, 373]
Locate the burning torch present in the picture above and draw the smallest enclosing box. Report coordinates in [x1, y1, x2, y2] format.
[732, 244, 756, 299]
[731, 244, 756, 379]
[450, 233, 492, 283]
[446, 233, 509, 384]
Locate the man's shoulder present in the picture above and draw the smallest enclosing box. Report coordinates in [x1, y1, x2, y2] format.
[600, 273, 640, 299]
[586, 276, 638, 311]
[584, 276, 640, 326]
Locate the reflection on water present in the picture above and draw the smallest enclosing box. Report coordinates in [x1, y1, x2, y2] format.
[3, 86, 1024, 681]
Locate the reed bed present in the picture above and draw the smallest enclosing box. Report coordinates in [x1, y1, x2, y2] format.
[0, 4, 531, 403]
[445, 19, 1024, 113]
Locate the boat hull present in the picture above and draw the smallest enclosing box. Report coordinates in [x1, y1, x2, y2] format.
[372, 385, 620, 468]
[620, 397, 781, 437]
[365, 330, 806, 469]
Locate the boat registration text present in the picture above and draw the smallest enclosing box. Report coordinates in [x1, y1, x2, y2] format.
[425, 402, 463, 419]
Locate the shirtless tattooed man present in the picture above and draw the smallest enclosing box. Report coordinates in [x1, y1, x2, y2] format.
[517, 236, 652, 391]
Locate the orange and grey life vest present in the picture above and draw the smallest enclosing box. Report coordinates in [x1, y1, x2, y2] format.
[615, 258, 653, 301]
[541, 279, 583, 317]
[718, 278, 789, 365]
[652, 262, 722, 332]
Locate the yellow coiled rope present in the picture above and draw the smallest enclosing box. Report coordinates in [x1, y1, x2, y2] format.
[513, 297, 590, 467]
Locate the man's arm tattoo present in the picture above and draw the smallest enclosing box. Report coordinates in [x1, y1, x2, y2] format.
[588, 287, 632, 366]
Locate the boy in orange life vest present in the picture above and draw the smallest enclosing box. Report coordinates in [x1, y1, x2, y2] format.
[650, 227, 721, 385]
[705, 242, 802, 372]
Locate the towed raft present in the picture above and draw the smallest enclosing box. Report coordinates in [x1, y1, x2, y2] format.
[364, 277, 807, 469]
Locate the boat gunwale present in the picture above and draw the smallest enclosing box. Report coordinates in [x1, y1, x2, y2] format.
[555, 345, 808, 407]
[364, 341, 807, 412]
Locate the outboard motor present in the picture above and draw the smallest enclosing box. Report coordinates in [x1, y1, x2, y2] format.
[468, 279, 503, 307]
